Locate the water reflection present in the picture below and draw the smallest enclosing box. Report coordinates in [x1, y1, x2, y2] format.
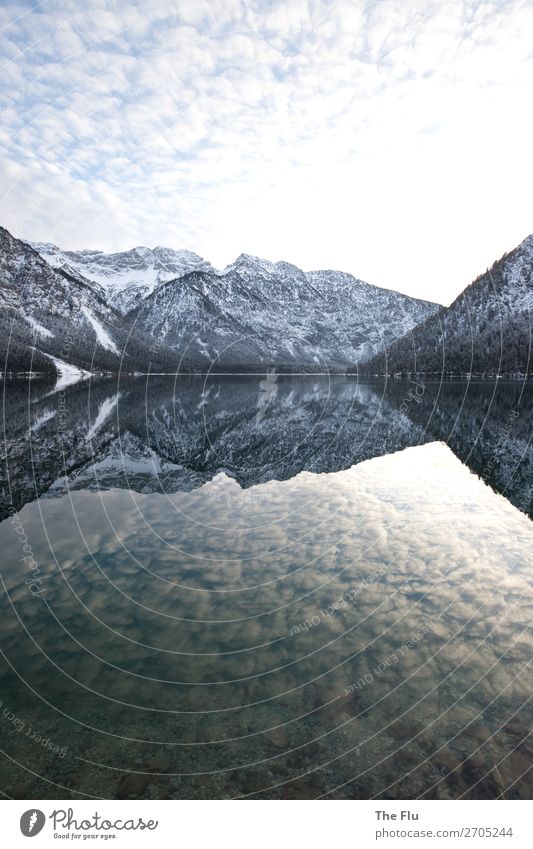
[0, 376, 532, 799]
[2, 375, 532, 519]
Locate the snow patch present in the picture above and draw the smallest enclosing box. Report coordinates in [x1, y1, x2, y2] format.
[81, 306, 119, 355]
[196, 337, 210, 358]
[24, 315, 54, 339]
[87, 393, 121, 440]
[30, 409, 56, 432]
[41, 353, 91, 390]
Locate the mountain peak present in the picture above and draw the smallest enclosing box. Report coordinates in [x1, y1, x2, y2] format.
[28, 240, 60, 253]
[231, 252, 267, 265]
[223, 253, 284, 277]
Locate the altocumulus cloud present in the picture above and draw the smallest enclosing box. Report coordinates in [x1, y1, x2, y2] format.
[0, 0, 532, 302]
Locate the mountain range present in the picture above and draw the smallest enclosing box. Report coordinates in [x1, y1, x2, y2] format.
[125, 252, 438, 369]
[0, 225, 439, 376]
[0, 223, 531, 378]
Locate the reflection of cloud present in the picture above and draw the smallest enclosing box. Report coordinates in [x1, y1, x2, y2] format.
[1, 440, 532, 795]
[0, 1, 532, 301]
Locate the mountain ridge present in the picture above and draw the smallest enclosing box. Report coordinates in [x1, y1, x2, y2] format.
[28, 240, 215, 314]
[29, 240, 444, 311]
[3, 224, 530, 378]
[0, 226, 192, 376]
[0, 224, 440, 374]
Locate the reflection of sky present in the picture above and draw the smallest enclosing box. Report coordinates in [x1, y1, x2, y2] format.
[0, 441, 532, 798]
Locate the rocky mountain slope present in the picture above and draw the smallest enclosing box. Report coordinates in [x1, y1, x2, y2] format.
[127, 253, 439, 369]
[362, 235, 533, 376]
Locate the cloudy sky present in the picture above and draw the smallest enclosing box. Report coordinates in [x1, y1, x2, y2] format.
[1, 0, 532, 303]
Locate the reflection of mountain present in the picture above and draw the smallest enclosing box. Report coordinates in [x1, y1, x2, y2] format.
[1, 377, 426, 519]
[2, 376, 531, 521]
[384, 380, 533, 517]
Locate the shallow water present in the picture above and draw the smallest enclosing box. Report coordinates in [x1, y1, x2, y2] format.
[0, 376, 532, 799]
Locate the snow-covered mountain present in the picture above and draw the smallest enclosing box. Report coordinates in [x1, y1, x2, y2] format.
[4, 229, 440, 371]
[0, 226, 184, 375]
[30, 241, 214, 313]
[363, 234, 533, 376]
[11, 227, 533, 375]
[1, 226, 120, 375]
[129, 253, 439, 369]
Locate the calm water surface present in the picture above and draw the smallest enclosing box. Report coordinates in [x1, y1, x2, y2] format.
[0, 376, 532, 799]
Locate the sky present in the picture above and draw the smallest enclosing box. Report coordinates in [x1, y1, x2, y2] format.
[0, 0, 532, 305]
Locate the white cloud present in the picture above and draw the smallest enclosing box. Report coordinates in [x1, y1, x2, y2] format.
[0, 0, 532, 303]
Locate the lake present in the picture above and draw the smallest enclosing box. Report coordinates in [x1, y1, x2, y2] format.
[0, 375, 532, 799]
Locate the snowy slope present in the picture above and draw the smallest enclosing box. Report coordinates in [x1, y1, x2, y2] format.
[30, 241, 214, 314]
[129, 253, 439, 368]
[0, 226, 122, 372]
